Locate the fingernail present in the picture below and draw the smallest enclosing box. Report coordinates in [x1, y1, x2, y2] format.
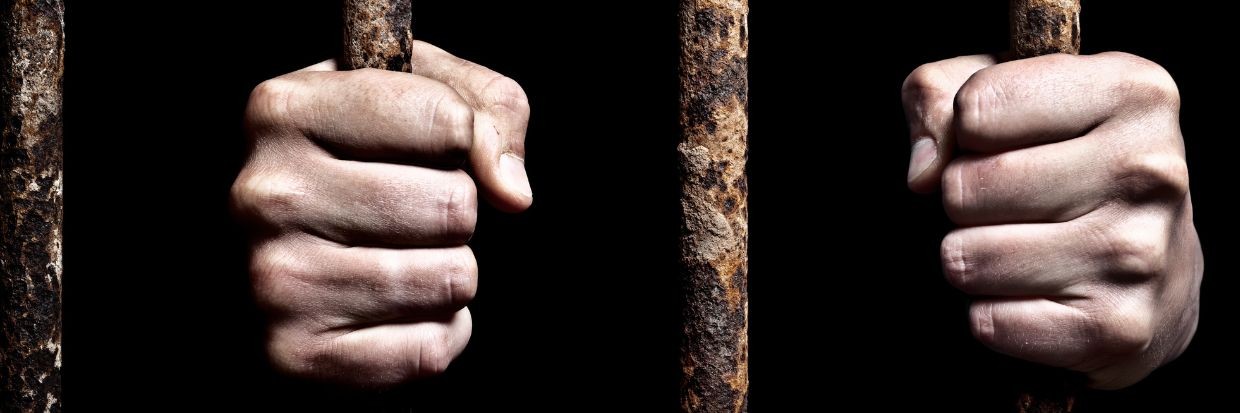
[500, 153, 532, 198]
[908, 138, 937, 182]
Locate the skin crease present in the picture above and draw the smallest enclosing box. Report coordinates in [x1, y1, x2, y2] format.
[903, 52, 1203, 390]
[231, 41, 532, 387]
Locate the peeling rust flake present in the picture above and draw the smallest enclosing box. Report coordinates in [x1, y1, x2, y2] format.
[678, 0, 747, 412]
[0, 0, 64, 412]
[343, 0, 413, 72]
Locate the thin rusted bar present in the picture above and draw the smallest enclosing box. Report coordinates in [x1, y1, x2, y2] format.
[677, 0, 748, 411]
[1007, 1, 1081, 412]
[343, 0, 412, 72]
[0, 0, 64, 411]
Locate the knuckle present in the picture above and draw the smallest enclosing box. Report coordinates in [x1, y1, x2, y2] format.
[439, 180, 478, 242]
[941, 161, 967, 220]
[266, 328, 319, 378]
[371, 250, 408, 295]
[1107, 53, 1181, 110]
[434, 93, 475, 154]
[941, 233, 973, 292]
[1099, 222, 1169, 280]
[249, 242, 307, 311]
[229, 172, 256, 218]
[246, 78, 298, 131]
[442, 249, 479, 307]
[231, 171, 310, 225]
[1088, 304, 1154, 360]
[1114, 153, 1190, 202]
[968, 303, 997, 348]
[954, 73, 1002, 135]
[372, 249, 406, 285]
[901, 64, 950, 104]
[479, 75, 530, 116]
[417, 330, 455, 377]
[941, 156, 992, 223]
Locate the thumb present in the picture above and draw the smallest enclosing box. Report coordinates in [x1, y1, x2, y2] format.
[405, 41, 533, 213]
[469, 76, 533, 213]
[901, 54, 995, 193]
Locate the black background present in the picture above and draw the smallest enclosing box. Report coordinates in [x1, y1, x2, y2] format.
[62, 1, 1232, 411]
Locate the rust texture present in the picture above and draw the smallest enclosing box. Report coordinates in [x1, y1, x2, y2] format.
[0, 0, 64, 412]
[1011, 368, 1085, 413]
[1008, 1, 1080, 412]
[1019, 391, 1076, 413]
[678, 0, 747, 411]
[343, 0, 413, 71]
[1010, 0, 1080, 58]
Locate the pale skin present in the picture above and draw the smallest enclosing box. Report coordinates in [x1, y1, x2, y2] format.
[232, 43, 1200, 389]
[231, 41, 531, 387]
[904, 52, 1203, 389]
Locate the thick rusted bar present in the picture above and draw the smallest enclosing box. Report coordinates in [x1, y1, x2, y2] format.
[0, 0, 64, 411]
[677, 0, 748, 411]
[1010, 0, 1080, 58]
[343, 0, 412, 72]
[1008, 1, 1080, 412]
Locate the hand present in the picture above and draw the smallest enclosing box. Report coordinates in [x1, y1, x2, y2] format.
[231, 41, 532, 387]
[902, 52, 1202, 389]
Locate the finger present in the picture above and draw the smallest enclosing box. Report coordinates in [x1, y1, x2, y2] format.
[236, 156, 477, 247]
[944, 207, 1178, 293]
[409, 41, 533, 212]
[252, 236, 477, 321]
[942, 135, 1108, 226]
[312, 159, 477, 246]
[955, 52, 1180, 153]
[971, 296, 1153, 379]
[271, 308, 473, 387]
[970, 299, 1093, 369]
[943, 133, 1190, 226]
[942, 223, 1097, 297]
[902, 54, 997, 193]
[249, 68, 474, 166]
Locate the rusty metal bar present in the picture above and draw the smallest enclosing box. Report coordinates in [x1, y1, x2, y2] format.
[677, 0, 748, 411]
[343, 0, 413, 72]
[1010, 0, 1080, 58]
[0, 0, 64, 411]
[1007, 1, 1081, 412]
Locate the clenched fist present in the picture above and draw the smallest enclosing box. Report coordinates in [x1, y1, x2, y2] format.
[903, 52, 1202, 389]
[231, 41, 532, 387]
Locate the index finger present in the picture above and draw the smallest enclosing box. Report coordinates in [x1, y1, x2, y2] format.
[247, 66, 474, 167]
[954, 52, 1179, 153]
